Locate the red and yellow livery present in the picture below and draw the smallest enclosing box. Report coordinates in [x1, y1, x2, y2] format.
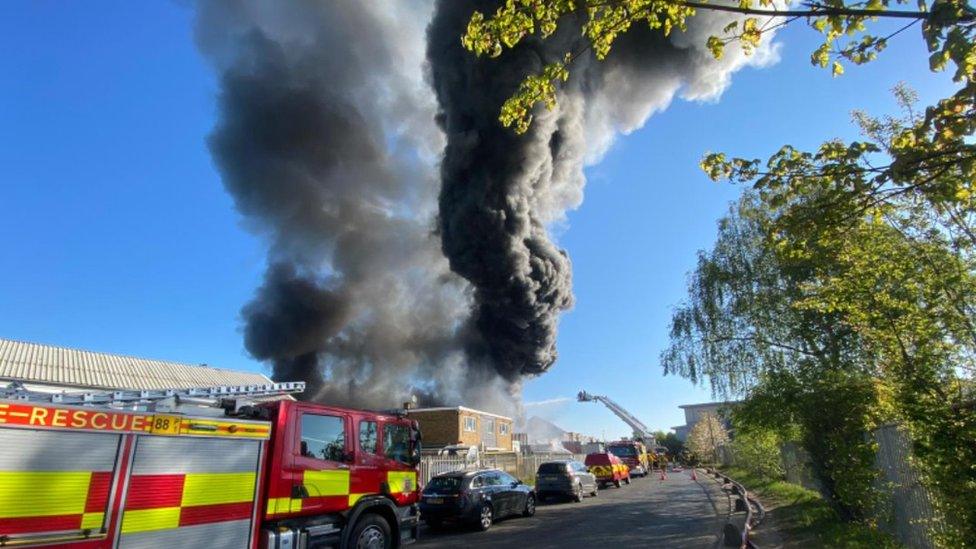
[0, 392, 421, 549]
[584, 452, 631, 488]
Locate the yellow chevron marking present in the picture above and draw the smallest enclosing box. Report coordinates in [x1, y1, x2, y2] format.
[0, 471, 91, 518]
[387, 471, 417, 494]
[120, 507, 180, 534]
[181, 472, 255, 507]
[81, 511, 105, 530]
[303, 470, 350, 497]
[348, 493, 369, 506]
[266, 497, 302, 515]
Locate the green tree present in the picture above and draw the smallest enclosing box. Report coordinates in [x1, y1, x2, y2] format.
[662, 192, 885, 520]
[652, 430, 686, 457]
[686, 411, 730, 463]
[728, 427, 784, 479]
[706, 89, 976, 545]
[461, 0, 974, 141]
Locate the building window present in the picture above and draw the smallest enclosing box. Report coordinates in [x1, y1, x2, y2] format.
[301, 414, 345, 462]
[463, 416, 477, 432]
[360, 420, 377, 454]
[499, 422, 509, 435]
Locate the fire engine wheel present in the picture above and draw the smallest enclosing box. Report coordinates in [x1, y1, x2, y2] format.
[476, 503, 493, 531]
[624, 476, 631, 485]
[350, 513, 392, 549]
[572, 484, 583, 503]
[613, 479, 621, 488]
[523, 494, 536, 516]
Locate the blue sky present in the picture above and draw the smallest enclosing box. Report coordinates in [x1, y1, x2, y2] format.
[0, 3, 957, 439]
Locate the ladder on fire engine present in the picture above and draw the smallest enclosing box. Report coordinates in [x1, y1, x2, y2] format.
[577, 390, 656, 444]
[0, 381, 305, 413]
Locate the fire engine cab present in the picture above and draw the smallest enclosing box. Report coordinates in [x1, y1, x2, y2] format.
[0, 382, 421, 549]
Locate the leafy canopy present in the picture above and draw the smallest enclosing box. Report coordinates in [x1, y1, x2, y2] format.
[461, 0, 975, 135]
[671, 89, 976, 543]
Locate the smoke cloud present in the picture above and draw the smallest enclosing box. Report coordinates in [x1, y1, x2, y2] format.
[195, 0, 499, 410]
[426, 0, 780, 383]
[195, 0, 778, 415]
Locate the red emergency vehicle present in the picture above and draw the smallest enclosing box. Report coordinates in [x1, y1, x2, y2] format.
[583, 452, 631, 488]
[0, 382, 421, 549]
[607, 440, 650, 477]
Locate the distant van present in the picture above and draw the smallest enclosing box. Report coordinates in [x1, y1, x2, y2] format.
[584, 452, 631, 488]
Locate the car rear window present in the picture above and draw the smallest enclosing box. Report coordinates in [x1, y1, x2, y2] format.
[537, 463, 569, 475]
[425, 476, 463, 494]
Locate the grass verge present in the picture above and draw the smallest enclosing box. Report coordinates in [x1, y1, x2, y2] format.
[721, 466, 901, 548]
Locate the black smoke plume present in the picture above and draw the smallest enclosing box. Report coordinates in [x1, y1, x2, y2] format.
[195, 0, 779, 413]
[195, 1, 498, 410]
[426, 0, 780, 384]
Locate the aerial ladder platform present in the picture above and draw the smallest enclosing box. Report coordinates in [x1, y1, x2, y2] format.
[577, 390, 657, 446]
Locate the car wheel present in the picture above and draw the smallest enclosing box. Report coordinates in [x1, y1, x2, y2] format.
[476, 503, 493, 531]
[523, 494, 536, 517]
[590, 486, 598, 497]
[573, 483, 583, 502]
[350, 513, 392, 549]
[613, 479, 621, 488]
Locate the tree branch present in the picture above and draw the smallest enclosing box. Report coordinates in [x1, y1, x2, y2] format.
[674, 0, 945, 20]
[704, 334, 822, 358]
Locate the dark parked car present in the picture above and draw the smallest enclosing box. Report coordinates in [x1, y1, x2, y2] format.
[420, 469, 536, 531]
[535, 460, 598, 502]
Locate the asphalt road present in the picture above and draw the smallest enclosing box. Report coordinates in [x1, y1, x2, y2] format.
[415, 470, 727, 549]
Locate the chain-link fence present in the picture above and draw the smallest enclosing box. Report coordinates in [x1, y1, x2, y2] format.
[724, 424, 947, 548]
[872, 423, 947, 549]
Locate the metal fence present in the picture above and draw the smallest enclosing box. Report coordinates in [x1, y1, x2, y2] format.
[419, 453, 585, 486]
[769, 424, 947, 548]
[872, 423, 947, 548]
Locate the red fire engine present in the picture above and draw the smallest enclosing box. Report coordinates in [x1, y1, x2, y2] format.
[0, 382, 421, 549]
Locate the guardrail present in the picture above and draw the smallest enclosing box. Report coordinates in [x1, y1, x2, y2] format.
[704, 468, 766, 548]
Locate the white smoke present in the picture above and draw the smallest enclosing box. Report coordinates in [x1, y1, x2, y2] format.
[584, 5, 784, 164]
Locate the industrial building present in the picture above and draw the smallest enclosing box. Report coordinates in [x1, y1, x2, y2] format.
[0, 337, 274, 393]
[672, 401, 739, 441]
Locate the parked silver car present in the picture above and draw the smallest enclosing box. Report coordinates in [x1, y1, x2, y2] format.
[535, 460, 598, 502]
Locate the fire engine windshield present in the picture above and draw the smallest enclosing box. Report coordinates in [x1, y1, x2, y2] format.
[608, 445, 638, 458]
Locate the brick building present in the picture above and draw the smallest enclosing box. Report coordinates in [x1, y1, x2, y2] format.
[406, 406, 514, 452]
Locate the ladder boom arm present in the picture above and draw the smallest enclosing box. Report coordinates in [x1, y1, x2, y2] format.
[578, 390, 654, 441]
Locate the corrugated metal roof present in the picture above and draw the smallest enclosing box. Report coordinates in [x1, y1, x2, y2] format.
[0, 338, 272, 391]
